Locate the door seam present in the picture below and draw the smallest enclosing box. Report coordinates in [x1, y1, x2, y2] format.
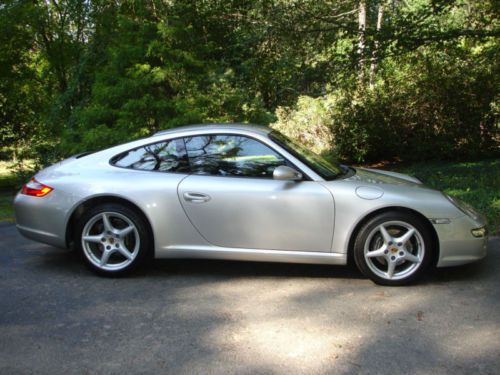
[176, 174, 215, 245]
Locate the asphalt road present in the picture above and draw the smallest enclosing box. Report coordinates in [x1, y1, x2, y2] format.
[0, 222, 499, 374]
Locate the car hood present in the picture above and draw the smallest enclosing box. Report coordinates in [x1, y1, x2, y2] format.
[346, 167, 423, 187]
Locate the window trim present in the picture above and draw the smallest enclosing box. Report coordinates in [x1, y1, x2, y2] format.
[109, 132, 312, 181]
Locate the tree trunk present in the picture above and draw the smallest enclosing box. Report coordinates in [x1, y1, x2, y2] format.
[369, 2, 385, 88]
[357, 0, 367, 85]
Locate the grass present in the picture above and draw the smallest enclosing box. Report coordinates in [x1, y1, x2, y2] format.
[0, 160, 32, 222]
[393, 159, 500, 235]
[0, 161, 17, 222]
[0, 158, 498, 234]
[0, 192, 15, 222]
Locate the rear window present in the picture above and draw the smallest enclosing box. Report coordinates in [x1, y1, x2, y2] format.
[111, 139, 190, 173]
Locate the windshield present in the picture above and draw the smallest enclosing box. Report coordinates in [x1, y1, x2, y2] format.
[269, 131, 343, 180]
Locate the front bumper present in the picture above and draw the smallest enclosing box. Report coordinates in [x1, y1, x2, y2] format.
[435, 215, 488, 267]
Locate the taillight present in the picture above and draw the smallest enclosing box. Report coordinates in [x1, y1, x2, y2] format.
[21, 178, 53, 197]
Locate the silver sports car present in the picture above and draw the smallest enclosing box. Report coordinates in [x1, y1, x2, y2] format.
[14, 124, 488, 285]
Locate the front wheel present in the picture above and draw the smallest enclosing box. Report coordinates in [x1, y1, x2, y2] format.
[76, 204, 152, 276]
[353, 212, 433, 286]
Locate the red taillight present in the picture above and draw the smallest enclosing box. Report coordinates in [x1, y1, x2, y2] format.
[21, 178, 53, 197]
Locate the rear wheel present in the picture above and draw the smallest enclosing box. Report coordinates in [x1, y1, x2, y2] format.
[76, 204, 151, 276]
[353, 212, 432, 286]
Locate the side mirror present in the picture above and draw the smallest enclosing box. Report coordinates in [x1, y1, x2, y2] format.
[273, 165, 303, 181]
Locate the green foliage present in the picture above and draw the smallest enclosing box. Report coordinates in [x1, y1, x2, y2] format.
[272, 96, 336, 155]
[364, 45, 498, 162]
[0, 163, 17, 191]
[0, 1, 47, 154]
[274, 38, 499, 163]
[0, 0, 498, 165]
[0, 161, 26, 223]
[60, 6, 273, 154]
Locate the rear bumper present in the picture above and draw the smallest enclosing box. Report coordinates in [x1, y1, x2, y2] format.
[435, 215, 488, 267]
[16, 224, 65, 248]
[14, 193, 67, 248]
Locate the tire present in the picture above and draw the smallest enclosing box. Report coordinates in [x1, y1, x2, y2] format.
[353, 211, 433, 286]
[75, 203, 152, 276]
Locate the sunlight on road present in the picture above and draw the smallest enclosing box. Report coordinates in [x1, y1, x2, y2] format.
[194, 279, 433, 372]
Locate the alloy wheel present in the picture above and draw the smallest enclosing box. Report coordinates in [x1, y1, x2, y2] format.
[81, 212, 140, 271]
[363, 220, 425, 281]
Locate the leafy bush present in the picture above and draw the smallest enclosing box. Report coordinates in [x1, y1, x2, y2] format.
[273, 44, 499, 163]
[272, 96, 336, 155]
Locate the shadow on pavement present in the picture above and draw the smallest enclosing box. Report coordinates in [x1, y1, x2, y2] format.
[32, 242, 493, 285]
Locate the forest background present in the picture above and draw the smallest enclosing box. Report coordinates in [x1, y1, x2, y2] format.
[0, 0, 498, 227]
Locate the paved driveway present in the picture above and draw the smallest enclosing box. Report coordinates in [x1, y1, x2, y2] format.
[0, 222, 499, 374]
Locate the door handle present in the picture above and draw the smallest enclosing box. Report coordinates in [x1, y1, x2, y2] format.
[183, 192, 211, 203]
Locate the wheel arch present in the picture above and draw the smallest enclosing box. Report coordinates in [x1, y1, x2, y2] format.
[347, 206, 440, 267]
[65, 195, 155, 250]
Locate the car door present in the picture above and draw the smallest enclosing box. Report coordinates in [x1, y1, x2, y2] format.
[177, 134, 335, 252]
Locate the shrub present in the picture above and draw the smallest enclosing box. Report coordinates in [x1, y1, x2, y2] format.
[272, 46, 499, 163]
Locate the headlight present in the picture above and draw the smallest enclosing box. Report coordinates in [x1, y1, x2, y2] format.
[445, 194, 480, 221]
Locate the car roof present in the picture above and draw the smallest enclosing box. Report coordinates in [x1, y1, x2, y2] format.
[153, 123, 272, 137]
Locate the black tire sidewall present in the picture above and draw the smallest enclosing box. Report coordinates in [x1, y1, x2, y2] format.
[353, 212, 432, 286]
[75, 203, 152, 276]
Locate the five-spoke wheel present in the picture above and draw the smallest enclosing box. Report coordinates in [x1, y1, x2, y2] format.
[76, 204, 151, 275]
[354, 212, 432, 285]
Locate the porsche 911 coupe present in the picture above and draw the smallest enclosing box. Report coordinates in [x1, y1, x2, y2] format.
[14, 124, 488, 285]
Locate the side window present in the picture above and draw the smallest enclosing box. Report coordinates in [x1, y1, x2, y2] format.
[112, 139, 189, 173]
[184, 135, 286, 178]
